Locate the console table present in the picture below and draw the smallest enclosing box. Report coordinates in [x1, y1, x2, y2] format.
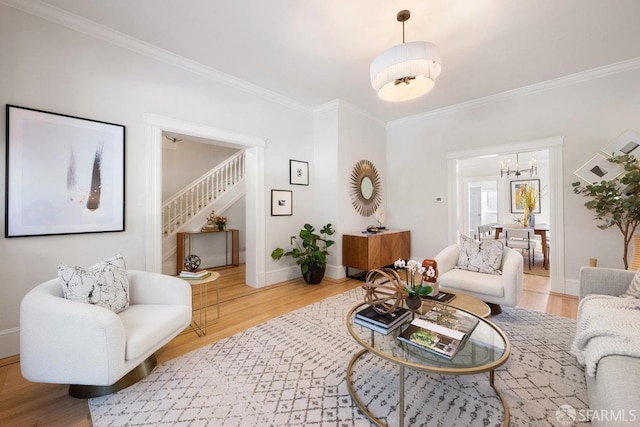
[176, 229, 239, 275]
[342, 229, 410, 278]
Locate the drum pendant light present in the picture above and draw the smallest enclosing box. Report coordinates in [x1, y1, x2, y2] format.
[370, 10, 442, 102]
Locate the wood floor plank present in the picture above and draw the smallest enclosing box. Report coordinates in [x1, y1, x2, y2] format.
[0, 266, 572, 426]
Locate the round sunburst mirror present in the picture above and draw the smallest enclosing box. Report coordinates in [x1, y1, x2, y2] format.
[350, 159, 382, 217]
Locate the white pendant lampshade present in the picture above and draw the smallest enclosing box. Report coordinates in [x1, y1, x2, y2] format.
[370, 10, 442, 102]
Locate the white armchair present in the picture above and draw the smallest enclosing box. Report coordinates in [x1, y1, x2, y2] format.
[435, 244, 523, 313]
[20, 270, 192, 398]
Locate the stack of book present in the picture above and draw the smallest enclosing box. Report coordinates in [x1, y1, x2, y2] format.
[179, 269, 211, 280]
[397, 306, 479, 359]
[354, 305, 412, 335]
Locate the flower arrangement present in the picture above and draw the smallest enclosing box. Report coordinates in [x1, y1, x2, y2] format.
[519, 184, 539, 226]
[394, 258, 433, 297]
[204, 211, 227, 230]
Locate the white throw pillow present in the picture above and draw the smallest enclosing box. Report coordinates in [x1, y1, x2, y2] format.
[58, 254, 130, 313]
[456, 234, 504, 275]
[621, 270, 640, 299]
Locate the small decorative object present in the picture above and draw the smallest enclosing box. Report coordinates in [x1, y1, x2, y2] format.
[206, 210, 216, 226]
[422, 259, 439, 296]
[184, 254, 201, 272]
[271, 189, 293, 216]
[289, 159, 309, 185]
[394, 259, 433, 308]
[362, 268, 407, 314]
[271, 223, 335, 284]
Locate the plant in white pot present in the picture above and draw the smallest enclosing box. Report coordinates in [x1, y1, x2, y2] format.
[271, 223, 335, 284]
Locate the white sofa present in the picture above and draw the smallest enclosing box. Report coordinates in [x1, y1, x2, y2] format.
[434, 244, 523, 312]
[577, 267, 640, 426]
[20, 270, 192, 398]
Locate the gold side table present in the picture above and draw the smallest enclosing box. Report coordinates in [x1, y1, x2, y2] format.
[180, 271, 220, 336]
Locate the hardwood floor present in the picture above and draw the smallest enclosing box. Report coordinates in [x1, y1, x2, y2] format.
[0, 266, 577, 426]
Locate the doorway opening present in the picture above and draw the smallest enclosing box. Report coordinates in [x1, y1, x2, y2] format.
[446, 136, 565, 293]
[144, 114, 266, 288]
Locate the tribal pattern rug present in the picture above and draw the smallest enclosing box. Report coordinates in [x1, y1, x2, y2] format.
[89, 288, 588, 426]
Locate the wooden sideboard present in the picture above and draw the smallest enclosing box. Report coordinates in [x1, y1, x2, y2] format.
[176, 229, 239, 274]
[342, 229, 410, 277]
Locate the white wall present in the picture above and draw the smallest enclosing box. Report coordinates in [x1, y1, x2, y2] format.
[161, 137, 240, 200]
[0, 5, 315, 357]
[387, 67, 640, 284]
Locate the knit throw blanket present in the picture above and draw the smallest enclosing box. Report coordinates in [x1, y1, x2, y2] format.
[571, 295, 640, 376]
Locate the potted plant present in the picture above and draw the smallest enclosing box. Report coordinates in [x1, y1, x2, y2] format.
[271, 223, 335, 284]
[393, 259, 433, 309]
[573, 154, 640, 269]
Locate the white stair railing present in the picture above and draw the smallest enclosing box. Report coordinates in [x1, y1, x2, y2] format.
[163, 151, 245, 236]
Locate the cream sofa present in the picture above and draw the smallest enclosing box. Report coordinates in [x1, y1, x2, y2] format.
[20, 270, 192, 398]
[577, 267, 640, 426]
[434, 244, 523, 311]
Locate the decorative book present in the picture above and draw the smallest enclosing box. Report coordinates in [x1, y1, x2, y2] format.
[397, 307, 479, 359]
[179, 270, 211, 279]
[354, 305, 412, 335]
[355, 305, 411, 328]
[420, 291, 456, 304]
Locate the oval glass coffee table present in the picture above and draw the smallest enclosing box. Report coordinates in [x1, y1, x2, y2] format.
[346, 300, 511, 427]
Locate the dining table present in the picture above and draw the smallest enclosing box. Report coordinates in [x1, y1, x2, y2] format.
[492, 224, 549, 270]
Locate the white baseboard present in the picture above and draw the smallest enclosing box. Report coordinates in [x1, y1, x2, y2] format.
[564, 278, 580, 297]
[0, 327, 20, 359]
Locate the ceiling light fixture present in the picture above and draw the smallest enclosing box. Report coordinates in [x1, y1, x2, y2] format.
[501, 153, 537, 178]
[370, 10, 442, 102]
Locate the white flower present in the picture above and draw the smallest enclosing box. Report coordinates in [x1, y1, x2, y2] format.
[426, 266, 436, 278]
[394, 258, 406, 269]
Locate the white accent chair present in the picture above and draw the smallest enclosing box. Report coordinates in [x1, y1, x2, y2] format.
[20, 270, 192, 398]
[435, 244, 523, 313]
[504, 228, 537, 270]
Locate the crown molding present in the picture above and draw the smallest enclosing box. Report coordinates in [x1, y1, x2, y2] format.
[389, 56, 640, 128]
[0, 0, 313, 115]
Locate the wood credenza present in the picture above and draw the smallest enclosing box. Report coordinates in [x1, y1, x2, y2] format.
[342, 229, 410, 276]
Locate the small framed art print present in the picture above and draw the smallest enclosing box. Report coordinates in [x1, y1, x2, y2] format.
[602, 129, 640, 158]
[289, 160, 309, 185]
[574, 153, 624, 184]
[271, 190, 293, 216]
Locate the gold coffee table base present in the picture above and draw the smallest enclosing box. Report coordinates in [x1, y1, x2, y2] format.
[346, 348, 510, 427]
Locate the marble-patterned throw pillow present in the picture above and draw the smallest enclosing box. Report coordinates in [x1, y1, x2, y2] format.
[58, 254, 130, 313]
[621, 270, 640, 298]
[456, 234, 504, 275]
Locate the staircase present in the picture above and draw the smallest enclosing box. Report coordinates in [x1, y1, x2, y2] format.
[162, 151, 245, 265]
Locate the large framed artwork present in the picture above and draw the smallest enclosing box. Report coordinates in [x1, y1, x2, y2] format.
[289, 159, 309, 185]
[5, 105, 125, 237]
[271, 190, 292, 216]
[510, 179, 541, 214]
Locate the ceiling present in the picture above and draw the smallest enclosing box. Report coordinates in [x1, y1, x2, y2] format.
[32, 1, 640, 122]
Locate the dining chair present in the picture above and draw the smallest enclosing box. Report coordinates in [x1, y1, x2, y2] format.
[504, 228, 537, 269]
[477, 224, 493, 241]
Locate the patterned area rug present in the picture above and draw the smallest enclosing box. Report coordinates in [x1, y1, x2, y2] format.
[89, 289, 587, 426]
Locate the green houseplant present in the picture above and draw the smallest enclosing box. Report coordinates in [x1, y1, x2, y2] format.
[271, 223, 335, 284]
[572, 154, 640, 269]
